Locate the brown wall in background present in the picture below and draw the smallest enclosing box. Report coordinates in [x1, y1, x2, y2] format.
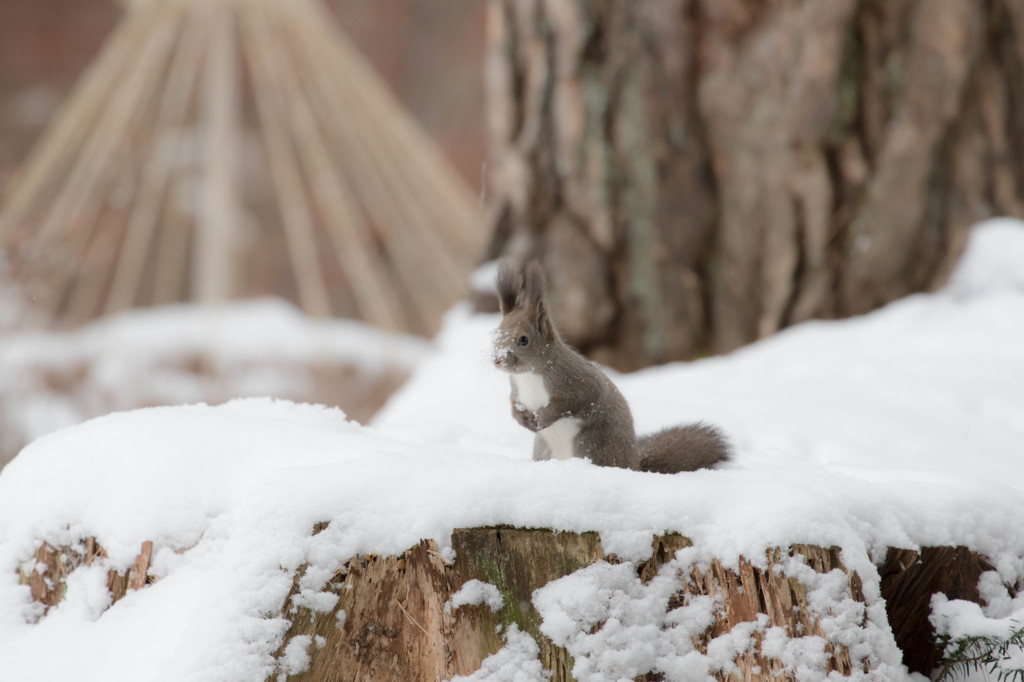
[0, 0, 485, 198]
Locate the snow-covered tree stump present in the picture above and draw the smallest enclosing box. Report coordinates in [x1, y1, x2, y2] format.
[17, 529, 999, 680]
[17, 537, 153, 617]
[879, 546, 995, 675]
[274, 527, 605, 681]
[273, 528, 875, 681]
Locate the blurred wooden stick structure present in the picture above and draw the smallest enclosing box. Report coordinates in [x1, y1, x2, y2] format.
[0, 0, 482, 335]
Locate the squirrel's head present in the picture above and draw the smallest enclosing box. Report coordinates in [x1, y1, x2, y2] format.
[492, 260, 556, 373]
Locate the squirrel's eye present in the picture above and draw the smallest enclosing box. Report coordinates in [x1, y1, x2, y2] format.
[517, 335, 529, 346]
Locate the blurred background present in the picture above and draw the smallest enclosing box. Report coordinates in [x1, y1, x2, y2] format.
[0, 0, 487, 193]
[1, 0, 1022, 469]
[0, 0, 488, 466]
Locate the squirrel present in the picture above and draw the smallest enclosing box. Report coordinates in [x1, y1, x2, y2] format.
[491, 260, 731, 473]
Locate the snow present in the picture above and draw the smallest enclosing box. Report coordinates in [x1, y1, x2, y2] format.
[531, 548, 901, 681]
[0, 297, 426, 375]
[470, 260, 501, 296]
[279, 636, 313, 677]
[448, 579, 504, 613]
[533, 559, 710, 680]
[0, 298, 427, 465]
[450, 625, 548, 682]
[945, 218, 1024, 298]
[0, 218, 1022, 680]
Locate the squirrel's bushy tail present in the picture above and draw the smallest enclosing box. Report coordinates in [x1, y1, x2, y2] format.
[635, 422, 731, 474]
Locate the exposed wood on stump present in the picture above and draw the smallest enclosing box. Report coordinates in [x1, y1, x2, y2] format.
[271, 529, 880, 681]
[274, 540, 454, 682]
[482, 0, 1024, 370]
[879, 546, 996, 676]
[18, 538, 154, 618]
[446, 526, 606, 681]
[274, 528, 606, 682]
[16, 531, 1003, 680]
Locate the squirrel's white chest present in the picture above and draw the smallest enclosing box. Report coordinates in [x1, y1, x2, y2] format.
[512, 372, 578, 461]
[538, 418, 580, 461]
[511, 372, 550, 411]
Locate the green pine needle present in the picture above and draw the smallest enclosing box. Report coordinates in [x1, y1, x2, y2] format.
[935, 621, 1024, 681]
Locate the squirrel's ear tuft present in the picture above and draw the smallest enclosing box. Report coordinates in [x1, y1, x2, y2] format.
[524, 261, 546, 305]
[496, 260, 522, 315]
[523, 261, 551, 334]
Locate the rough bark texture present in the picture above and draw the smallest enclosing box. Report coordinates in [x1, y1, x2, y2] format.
[17, 538, 154, 618]
[879, 546, 996, 676]
[482, 0, 1024, 370]
[275, 528, 606, 682]
[666, 544, 865, 680]
[265, 529, 909, 681]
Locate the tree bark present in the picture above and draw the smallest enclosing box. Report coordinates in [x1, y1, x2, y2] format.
[880, 546, 995, 676]
[275, 529, 881, 681]
[481, 0, 1024, 370]
[18, 538, 153, 618]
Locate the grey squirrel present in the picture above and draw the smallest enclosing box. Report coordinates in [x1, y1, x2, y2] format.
[492, 260, 731, 473]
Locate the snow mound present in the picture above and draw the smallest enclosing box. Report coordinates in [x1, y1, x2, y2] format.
[945, 218, 1024, 299]
[0, 298, 428, 465]
[0, 298, 427, 372]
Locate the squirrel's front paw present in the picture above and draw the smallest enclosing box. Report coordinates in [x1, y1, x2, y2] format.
[512, 404, 541, 432]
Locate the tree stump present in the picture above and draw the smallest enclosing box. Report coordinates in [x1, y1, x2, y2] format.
[15, 530, 1005, 680]
[17, 537, 154, 618]
[879, 546, 996, 675]
[273, 529, 883, 681]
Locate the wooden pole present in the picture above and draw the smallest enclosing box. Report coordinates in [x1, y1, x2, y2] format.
[34, 4, 182, 323]
[194, 2, 240, 305]
[105, 10, 208, 315]
[0, 2, 159, 239]
[2, 0, 484, 334]
[34, 4, 179, 247]
[150, 176, 193, 306]
[246, 0, 408, 330]
[241, 3, 332, 319]
[285, 1, 471, 326]
[305, 0, 482, 254]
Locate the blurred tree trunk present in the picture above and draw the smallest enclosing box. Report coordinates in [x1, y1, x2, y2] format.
[481, 0, 1024, 370]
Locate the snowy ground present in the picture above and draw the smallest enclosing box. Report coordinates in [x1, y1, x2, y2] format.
[1, 219, 1023, 680]
[0, 298, 427, 466]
